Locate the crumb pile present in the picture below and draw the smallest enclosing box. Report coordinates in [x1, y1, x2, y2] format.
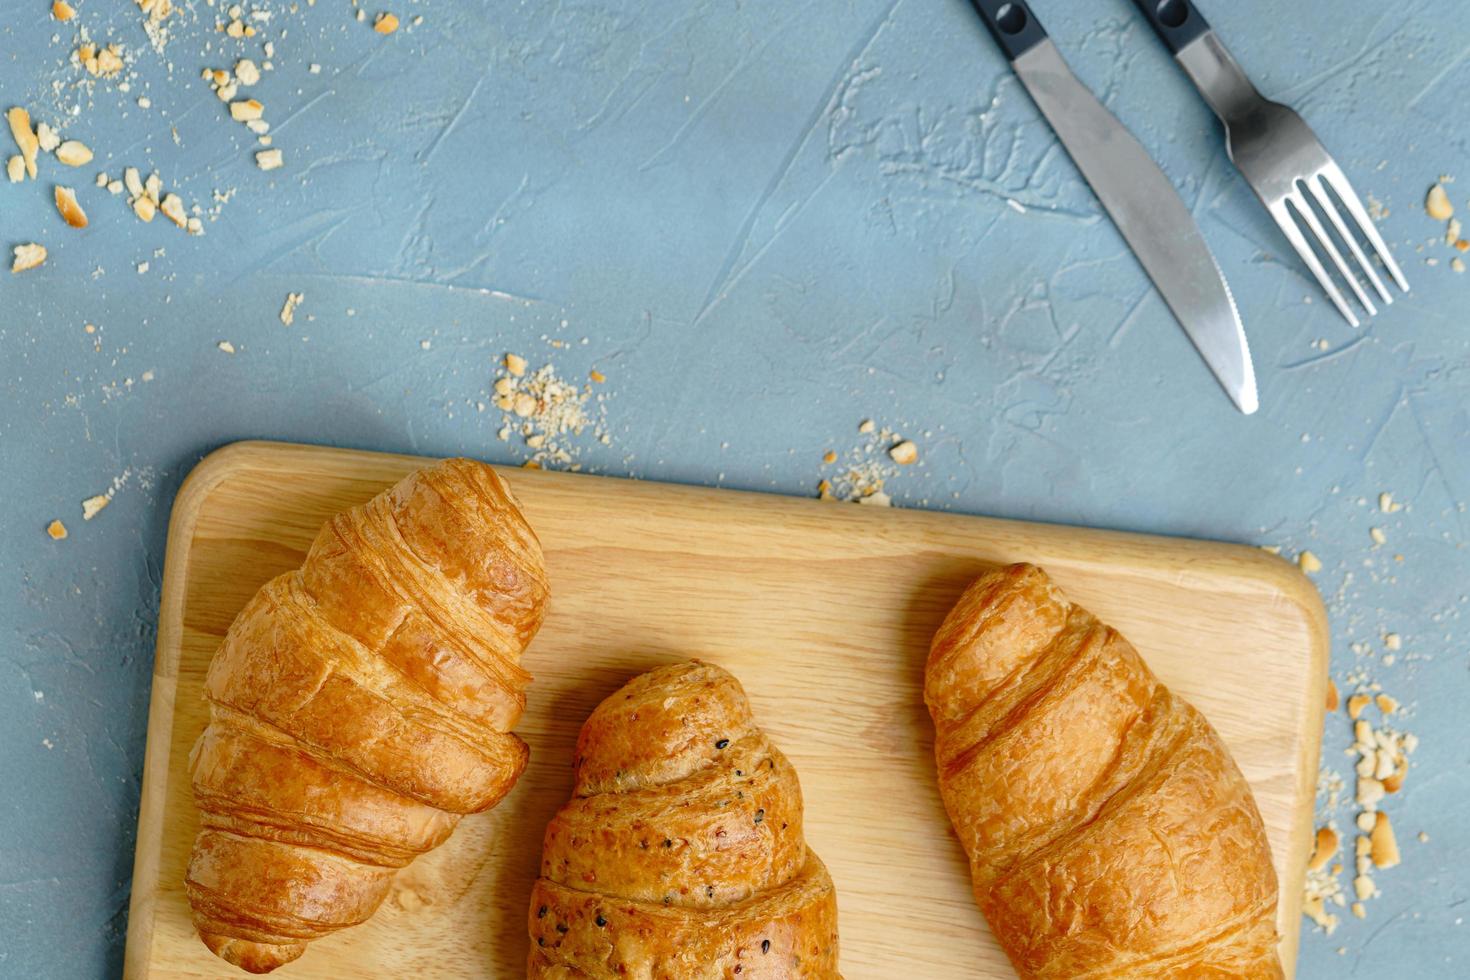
[491, 353, 609, 470]
[815, 419, 921, 506]
[1422, 178, 1467, 274]
[1303, 680, 1416, 934]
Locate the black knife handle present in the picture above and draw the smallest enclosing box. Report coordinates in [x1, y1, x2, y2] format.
[969, 1, 1048, 61]
[1132, 0, 1210, 54]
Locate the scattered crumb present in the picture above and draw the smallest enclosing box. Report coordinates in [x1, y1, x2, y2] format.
[1298, 550, 1323, 574]
[235, 58, 261, 86]
[1307, 826, 1339, 873]
[217, 340, 236, 354]
[54, 186, 87, 228]
[55, 140, 92, 167]
[1347, 692, 1371, 720]
[8, 107, 39, 179]
[1369, 526, 1386, 545]
[857, 419, 875, 434]
[1370, 812, 1400, 869]
[80, 494, 109, 520]
[255, 148, 283, 171]
[46, 519, 68, 540]
[889, 440, 919, 466]
[52, 0, 76, 21]
[12, 243, 47, 273]
[280, 292, 304, 326]
[1325, 678, 1339, 712]
[374, 12, 400, 34]
[588, 369, 606, 383]
[1454, 257, 1466, 273]
[504, 352, 527, 377]
[1425, 183, 1453, 221]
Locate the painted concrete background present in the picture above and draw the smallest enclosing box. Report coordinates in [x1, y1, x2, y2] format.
[1, 0, 1465, 976]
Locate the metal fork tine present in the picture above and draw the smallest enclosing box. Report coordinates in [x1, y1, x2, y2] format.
[1320, 160, 1410, 293]
[1308, 173, 1393, 305]
[1291, 188, 1377, 319]
[1268, 198, 1359, 327]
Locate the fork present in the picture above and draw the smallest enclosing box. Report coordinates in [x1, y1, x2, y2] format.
[1133, 0, 1408, 326]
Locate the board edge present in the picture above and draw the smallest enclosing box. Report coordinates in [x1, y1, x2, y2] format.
[122, 443, 268, 979]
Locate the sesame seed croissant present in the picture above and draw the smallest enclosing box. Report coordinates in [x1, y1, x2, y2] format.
[186, 458, 548, 973]
[528, 661, 841, 979]
[925, 563, 1283, 979]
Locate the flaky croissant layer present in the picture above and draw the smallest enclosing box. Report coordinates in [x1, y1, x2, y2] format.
[186, 458, 548, 973]
[529, 661, 841, 979]
[925, 564, 1284, 980]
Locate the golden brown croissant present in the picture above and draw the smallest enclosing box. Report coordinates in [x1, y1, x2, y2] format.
[186, 458, 548, 973]
[924, 563, 1282, 980]
[528, 660, 840, 979]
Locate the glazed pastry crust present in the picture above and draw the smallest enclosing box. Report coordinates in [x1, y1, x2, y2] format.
[925, 564, 1283, 980]
[528, 661, 841, 979]
[185, 459, 548, 973]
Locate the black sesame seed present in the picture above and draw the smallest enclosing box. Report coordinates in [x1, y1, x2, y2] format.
[537, 937, 545, 947]
[735, 769, 743, 776]
[663, 838, 673, 848]
[754, 808, 765, 824]
[556, 923, 569, 934]
[715, 738, 729, 749]
[595, 914, 607, 928]
[537, 905, 548, 918]
[761, 939, 771, 954]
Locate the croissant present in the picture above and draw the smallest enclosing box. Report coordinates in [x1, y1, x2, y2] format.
[185, 458, 548, 973]
[528, 660, 841, 978]
[924, 563, 1283, 979]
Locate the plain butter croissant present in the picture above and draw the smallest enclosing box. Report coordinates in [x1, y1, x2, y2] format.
[925, 563, 1282, 979]
[528, 660, 840, 978]
[186, 458, 548, 973]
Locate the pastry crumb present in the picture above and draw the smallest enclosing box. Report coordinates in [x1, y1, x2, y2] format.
[1425, 183, 1453, 221]
[255, 148, 283, 171]
[55, 140, 93, 167]
[374, 12, 400, 34]
[46, 519, 68, 540]
[1297, 550, 1323, 574]
[280, 292, 304, 326]
[217, 340, 236, 354]
[8, 107, 40, 179]
[888, 440, 919, 466]
[81, 494, 109, 520]
[12, 243, 47, 273]
[54, 186, 88, 228]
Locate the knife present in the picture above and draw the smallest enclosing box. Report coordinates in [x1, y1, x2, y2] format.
[968, 0, 1258, 415]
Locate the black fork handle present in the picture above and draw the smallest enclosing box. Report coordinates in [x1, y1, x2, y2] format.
[1132, 0, 1211, 54]
[969, 1, 1048, 61]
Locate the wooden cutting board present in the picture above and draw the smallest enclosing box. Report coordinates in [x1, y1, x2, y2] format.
[124, 440, 1327, 979]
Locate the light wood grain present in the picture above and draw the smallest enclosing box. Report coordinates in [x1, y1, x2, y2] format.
[123, 440, 1327, 979]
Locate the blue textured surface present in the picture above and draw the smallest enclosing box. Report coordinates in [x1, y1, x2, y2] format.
[2, 1, 1466, 976]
